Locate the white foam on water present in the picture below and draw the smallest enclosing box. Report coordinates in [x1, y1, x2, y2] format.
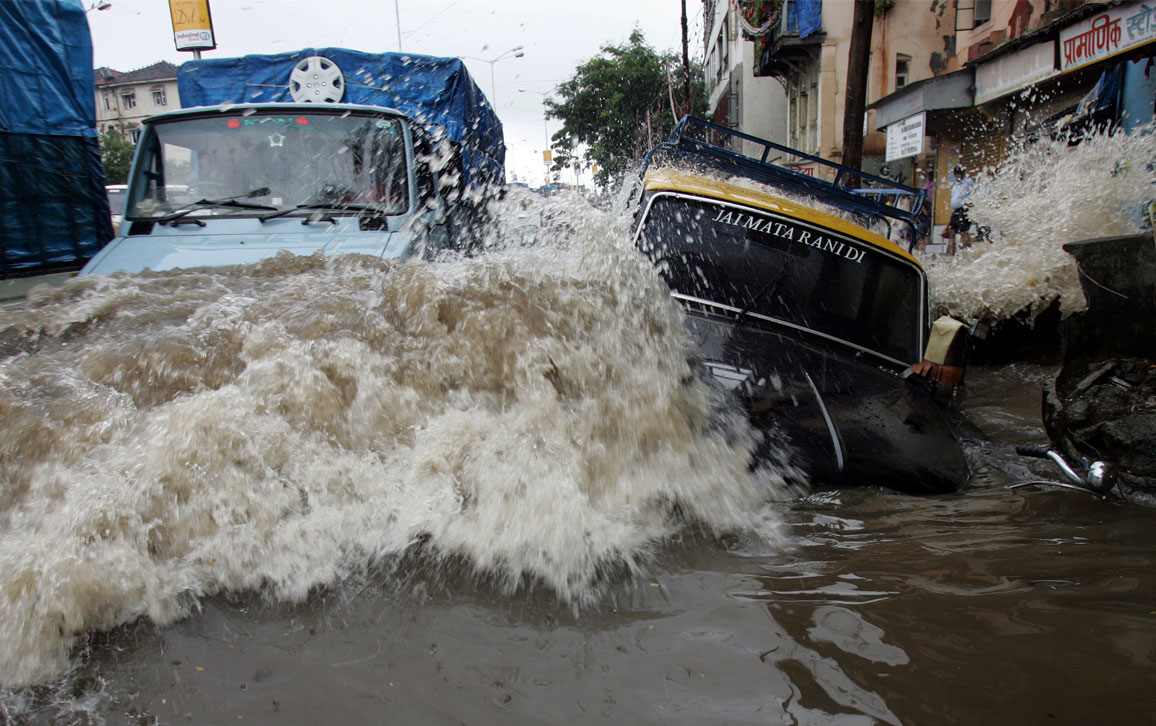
[924, 127, 1156, 322]
[0, 193, 796, 688]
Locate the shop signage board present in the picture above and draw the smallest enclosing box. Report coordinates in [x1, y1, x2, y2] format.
[168, 0, 216, 52]
[885, 112, 924, 162]
[1060, 1, 1156, 72]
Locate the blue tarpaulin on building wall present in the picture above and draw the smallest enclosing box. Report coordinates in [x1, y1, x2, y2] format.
[0, 0, 112, 278]
[178, 49, 506, 185]
[786, 0, 822, 40]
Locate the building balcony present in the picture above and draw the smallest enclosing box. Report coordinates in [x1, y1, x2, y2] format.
[755, 0, 825, 78]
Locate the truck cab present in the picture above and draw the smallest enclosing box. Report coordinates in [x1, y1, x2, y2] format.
[82, 103, 436, 274]
[81, 49, 503, 276]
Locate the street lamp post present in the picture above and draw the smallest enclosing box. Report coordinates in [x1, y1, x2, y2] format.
[459, 46, 524, 107]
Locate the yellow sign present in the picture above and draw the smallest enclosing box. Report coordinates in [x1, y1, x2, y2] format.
[543, 150, 552, 163]
[169, 0, 216, 52]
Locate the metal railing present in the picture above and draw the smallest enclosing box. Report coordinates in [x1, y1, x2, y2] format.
[642, 115, 925, 230]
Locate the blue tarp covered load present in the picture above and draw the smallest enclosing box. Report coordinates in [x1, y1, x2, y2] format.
[0, 0, 112, 278]
[178, 48, 506, 186]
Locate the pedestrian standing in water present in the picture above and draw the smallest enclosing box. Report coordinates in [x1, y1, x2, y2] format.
[945, 165, 976, 255]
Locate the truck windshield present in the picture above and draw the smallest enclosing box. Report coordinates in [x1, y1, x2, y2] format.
[636, 194, 925, 364]
[126, 110, 409, 219]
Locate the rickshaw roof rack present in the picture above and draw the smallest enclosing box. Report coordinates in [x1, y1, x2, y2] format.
[642, 116, 924, 223]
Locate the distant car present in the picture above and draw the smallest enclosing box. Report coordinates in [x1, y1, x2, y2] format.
[105, 184, 127, 234]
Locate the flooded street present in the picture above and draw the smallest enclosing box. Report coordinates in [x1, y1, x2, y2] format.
[92, 369, 1156, 726]
[8, 0, 1156, 720]
[1, 186, 1154, 724]
[10, 368, 1156, 724]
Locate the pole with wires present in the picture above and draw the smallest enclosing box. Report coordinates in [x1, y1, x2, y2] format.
[394, 0, 403, 51]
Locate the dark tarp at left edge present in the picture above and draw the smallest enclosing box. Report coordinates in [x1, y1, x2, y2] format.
[0, 133, 111, 275]
[0, 0, 113, 278]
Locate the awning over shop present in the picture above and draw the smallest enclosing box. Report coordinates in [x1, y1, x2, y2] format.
[871, 68, 975, 131]
[975, 40, 1058, 105]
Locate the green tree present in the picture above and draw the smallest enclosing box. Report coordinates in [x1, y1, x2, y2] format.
[545, 29, 706, 188]
[99, 126, 135, 184]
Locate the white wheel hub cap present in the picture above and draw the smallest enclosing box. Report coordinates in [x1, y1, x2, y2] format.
[289, 56, 345, 103]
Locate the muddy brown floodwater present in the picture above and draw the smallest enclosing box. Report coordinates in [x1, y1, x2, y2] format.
[3, 216, 1156, 725]
[9, 361, 1155, 725]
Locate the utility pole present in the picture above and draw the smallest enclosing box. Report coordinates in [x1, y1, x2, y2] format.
[395, 0, 402, 52]
[841, 0, 874, 184]
[681, 0, 691, 116]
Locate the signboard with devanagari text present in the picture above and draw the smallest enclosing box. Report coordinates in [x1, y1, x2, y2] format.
[1060, 2, 1156, 73]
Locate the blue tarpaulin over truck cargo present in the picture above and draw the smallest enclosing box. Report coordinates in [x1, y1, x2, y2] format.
[0, 0, 112, 278]
[178, 48, 506, 186]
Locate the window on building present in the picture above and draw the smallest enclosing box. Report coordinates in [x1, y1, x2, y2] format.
[103, 93, 111, 111]
[896, 54, 911, 89]
[974, 0, 992, 26]
[955, 0, 992, 30]
[129, 126, 142, 143]
[786, 65, 820, 156]
[152, 87, 167, 106]
[716, 35, 725, 80]
[121, 91, 136, 109]
[728, 78, 740, 131]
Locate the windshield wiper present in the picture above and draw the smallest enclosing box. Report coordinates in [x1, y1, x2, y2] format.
[258, 202, 387, 222]
[156, 187, 275, 225]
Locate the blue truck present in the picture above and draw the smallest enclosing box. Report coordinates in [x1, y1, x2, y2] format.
[0, 0, 113, 287]
[81, 48, 505, 276]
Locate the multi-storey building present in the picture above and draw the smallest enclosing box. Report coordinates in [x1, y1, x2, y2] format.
[752, 0, 953, 186]
[94, 61, 179, 141]
[738, 1, 1155, 236]
[702, 0, 789, 157]
[872, 0, 1156, 233]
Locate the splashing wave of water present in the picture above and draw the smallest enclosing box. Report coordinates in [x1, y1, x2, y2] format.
[926, 128, 1156, 322]
[0, 195, 794, 687]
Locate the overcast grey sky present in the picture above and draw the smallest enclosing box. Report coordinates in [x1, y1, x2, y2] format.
[86, 0, 702, 185]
